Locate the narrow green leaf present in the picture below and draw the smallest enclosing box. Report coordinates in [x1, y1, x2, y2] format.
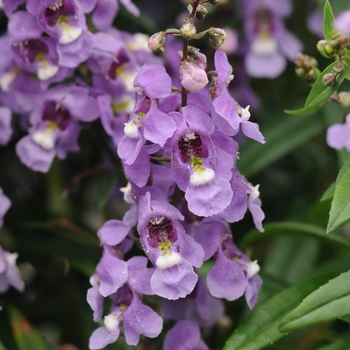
[240, 221, 350, 251]
[279, 271, 350, 332]
[323, 0, 335, 41]
[238, 113, 325, 177]
[8, 306, 53, 350]
[327, 168, 350, 232]
[317, 335, 350, 350]
[97, 170, 118, 209]
[284, 103, 324, 115]
[304, 62, 345, 109]
[223, 276, 329, 350]
[321, 157, 350, 202]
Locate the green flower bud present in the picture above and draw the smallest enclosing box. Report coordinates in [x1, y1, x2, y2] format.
[195, 4, 208, 20]
[180, 21, 197, 39]
[317, 40, 336, 58]
[333, 61, 345, 74]
[338, 92, 350, 109]
[148, 31, 166, 53]
[207, 27, 226, 48]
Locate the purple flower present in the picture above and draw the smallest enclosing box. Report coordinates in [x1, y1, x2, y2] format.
[179, 61, 208, 93]
[0, 188, 11, 228]
[0, 0, 25, 17]
[162, 275, 224, 327]
[166, 105, 234, 217]
[89, 257, 162, 349]
[335, 10, 350, 35]
[326, 113, 350, 152]
[163, 320, 209, 350]
[137, 192, 204, 299]
[16, 85, 99, 172]
[193, 218, 262, 308]
[0, 245, 25, 293]
[0, 106, 12, 146]
[242, 0, 302, 78]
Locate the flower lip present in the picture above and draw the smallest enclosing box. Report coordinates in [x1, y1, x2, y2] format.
[12, 39, 49, 63]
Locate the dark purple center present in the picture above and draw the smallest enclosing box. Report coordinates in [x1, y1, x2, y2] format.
[253, 7, 274, 34]
[107, 49, 130, 80]
[178, 132, 208, 163]
[12, 39, 48, 63]
[44, 0, 76, 27]
[146, 216, 177, 248]
[42, 100, 72, 130]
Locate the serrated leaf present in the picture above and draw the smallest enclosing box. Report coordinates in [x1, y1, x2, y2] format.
[8, 306, 53, 350]
[323, 0, 335, 41]
[304, 62, 345, 109]
[316, 335, 350, 350]
[279, 271, 350, 332]
[97, 170, 118, 209]
[327, 168, 350, 232]
[223, 276, 329, 350]
[240, 221, 350, 251]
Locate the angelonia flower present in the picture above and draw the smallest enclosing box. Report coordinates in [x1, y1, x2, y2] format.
[335, 10, 350, 35]
[0, 0, 265, 348]
[241, 0, 303, 78]
[326, 113, 350, 152]
[0, 189, 25, 300]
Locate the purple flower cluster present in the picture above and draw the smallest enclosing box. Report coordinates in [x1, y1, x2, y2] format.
[1, 0, 265, 348]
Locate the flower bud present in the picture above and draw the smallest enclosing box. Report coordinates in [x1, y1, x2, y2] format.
[322, 73, 336, 86]
[148, 31, 166, 53]
[179, 61, 208, 92]
[333, 61, 345, 74]
[195, 5, 208, 20]
[180, 21, 197, 39]
[316, 39, 336, 58]
[338, 92, 350, 109]
[188, 46, 207, 70]
[207, 27, 227, 48]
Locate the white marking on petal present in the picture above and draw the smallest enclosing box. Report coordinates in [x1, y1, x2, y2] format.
[0, 71, 17, 91]
[59, 22, 82, 44]
[119, 70, 138, 93]
[251, 34, 277, 55]
[124, 122, 139, 138]
[190, 168, 215, 186]
[32, 123, 58, 149]
[247, 260, 260, 279]
[241, 105, 251, 121]
[156, 251, 181, 269]
[126, 34, 149, 51]
[104, 308, 125, 333]
[37, 59, 59, 80]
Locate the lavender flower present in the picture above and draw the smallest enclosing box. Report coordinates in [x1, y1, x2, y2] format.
[242, 0, 302, 78]
[163, 320, 209, 350]
[335, 10, 350, 35]
[137, 192, 204, 300]
[326, 113, 350, 152]
[0, 106, 12, 146]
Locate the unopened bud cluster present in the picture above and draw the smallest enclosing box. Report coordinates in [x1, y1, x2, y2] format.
[317, 32, 349, 58]
[322, 61, 345, 86]
[295, 53, 320, 83]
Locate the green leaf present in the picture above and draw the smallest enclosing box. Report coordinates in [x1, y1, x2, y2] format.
[223, 276, 329, 350]
[8, 306, 53, 350]
[340, 314, 350, 323]
[304, 62, 345, 109]
[321, 157, 350, 202]
[238, 112, 325, 177]
[279, 271, 350, 332]
[323, 0, 335, 41]
[327, 168, 350, 232]
[284, 102, 324, 115]
[317, 335, 350, 350]
[97, 170, 118, 209]
[240, 221, 350, 251]
[0, 340, 8, 350]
